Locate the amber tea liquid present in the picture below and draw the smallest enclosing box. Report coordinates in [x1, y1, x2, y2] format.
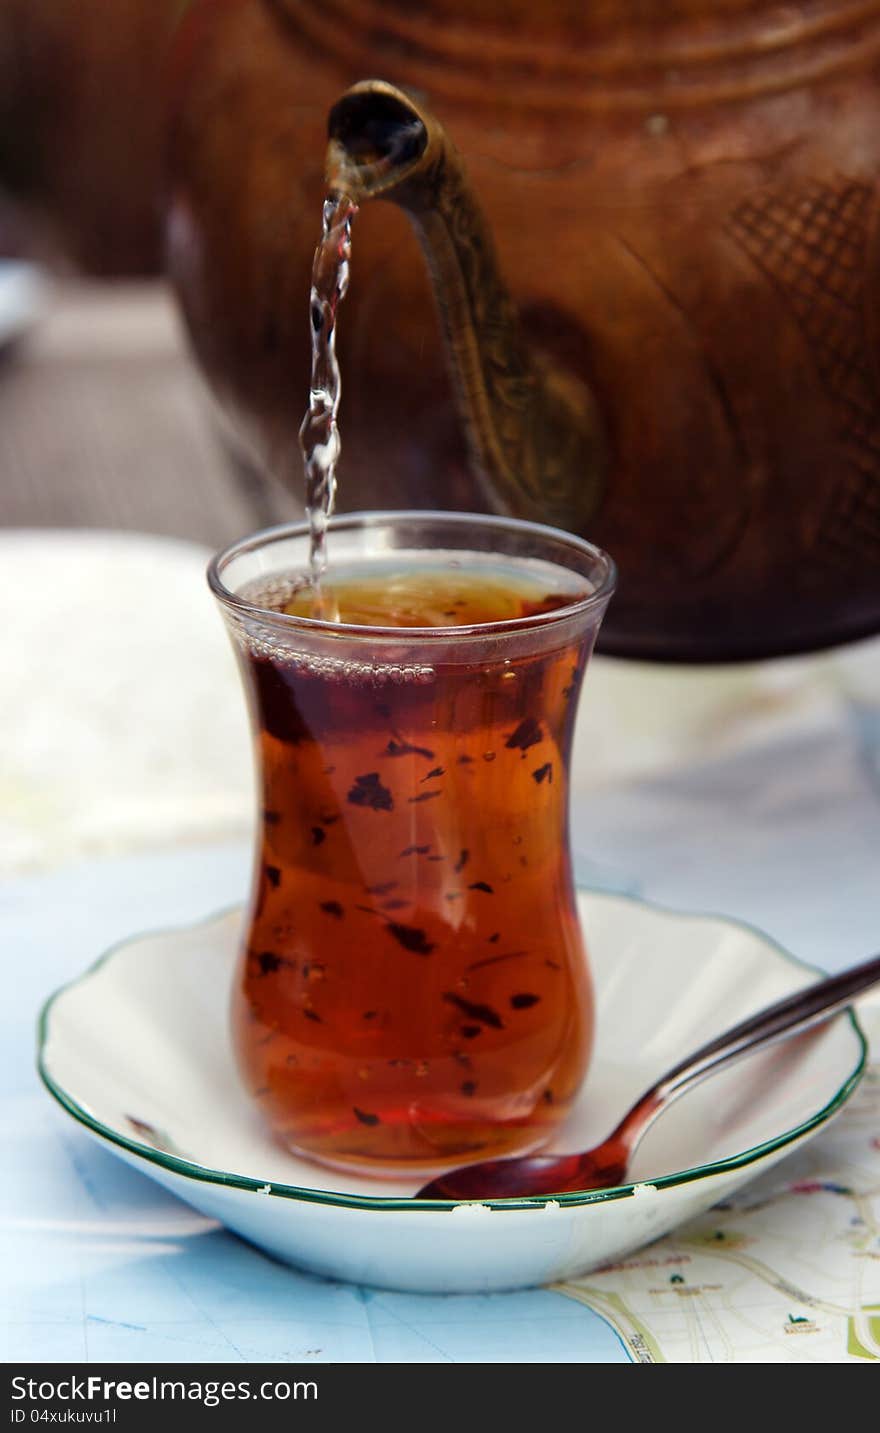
[229, 551, 602, 1175]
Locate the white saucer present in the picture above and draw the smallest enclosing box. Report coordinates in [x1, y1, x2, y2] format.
[38, 890, 866, 1293]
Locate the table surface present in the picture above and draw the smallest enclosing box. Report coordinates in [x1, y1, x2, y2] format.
[3, 284, 880, 1363]
[4, 595, 880, 1362]
[7, 849, 880, 1363]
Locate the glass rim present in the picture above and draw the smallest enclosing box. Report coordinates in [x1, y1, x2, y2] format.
[207, 510, 617, 641]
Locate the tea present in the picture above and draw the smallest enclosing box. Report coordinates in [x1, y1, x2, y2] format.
[230, 552, 597, 1175]
[280, 565, 575, 626]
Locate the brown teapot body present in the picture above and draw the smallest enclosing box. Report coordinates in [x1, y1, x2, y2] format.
[167, 0, 880, 659]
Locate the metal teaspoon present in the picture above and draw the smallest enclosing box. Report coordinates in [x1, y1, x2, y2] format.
[416, 950, 880, 1201]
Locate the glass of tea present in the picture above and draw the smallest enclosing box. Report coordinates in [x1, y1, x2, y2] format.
[208, 512, 615, 1177]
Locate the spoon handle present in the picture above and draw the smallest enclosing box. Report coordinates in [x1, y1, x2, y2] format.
[621, 950, 880, 1140]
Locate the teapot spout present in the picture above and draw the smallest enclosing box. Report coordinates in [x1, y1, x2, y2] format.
[326, 80, 605, 529]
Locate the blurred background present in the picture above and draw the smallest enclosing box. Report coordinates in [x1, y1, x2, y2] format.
[1, 0, 879, 956]
[0, 1, 294, 875]
[0, 0, 300, 547]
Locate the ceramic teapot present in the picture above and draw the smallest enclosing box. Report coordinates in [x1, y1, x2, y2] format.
[166, 0, 880, 659]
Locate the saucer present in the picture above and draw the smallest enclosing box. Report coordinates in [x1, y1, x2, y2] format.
[38, 891, 866, 1293]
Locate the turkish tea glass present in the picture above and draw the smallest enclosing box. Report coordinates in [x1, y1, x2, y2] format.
[209, 512, 615, 1177]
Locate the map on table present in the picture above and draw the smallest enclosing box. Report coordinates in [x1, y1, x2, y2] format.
[557, 1061, 880, 1363]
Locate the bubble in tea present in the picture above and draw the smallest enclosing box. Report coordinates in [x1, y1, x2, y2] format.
[227, 551, 600, 1176]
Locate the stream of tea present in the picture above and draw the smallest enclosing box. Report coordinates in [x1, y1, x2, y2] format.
[298, 194, 358, 601]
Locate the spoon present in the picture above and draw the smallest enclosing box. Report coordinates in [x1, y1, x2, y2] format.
[416, 950, 880, 1201]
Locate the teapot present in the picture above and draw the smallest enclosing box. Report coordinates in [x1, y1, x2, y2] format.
[165, 0, 880, 660]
